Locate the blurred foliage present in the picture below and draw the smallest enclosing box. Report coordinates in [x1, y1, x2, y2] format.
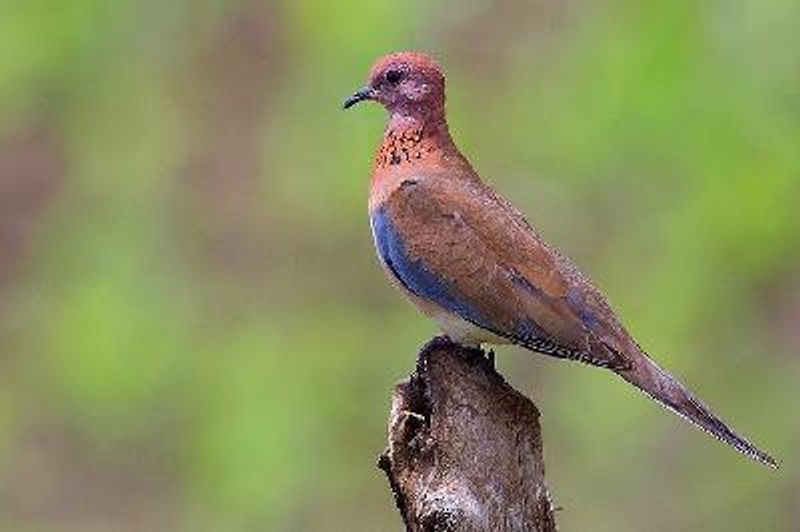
[0, 0, 798, 530]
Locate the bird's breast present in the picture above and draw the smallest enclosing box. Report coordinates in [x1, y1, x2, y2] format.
[368, 169, 416, 213]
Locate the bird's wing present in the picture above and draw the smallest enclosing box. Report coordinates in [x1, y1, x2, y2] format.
[374, 174, 632, 369]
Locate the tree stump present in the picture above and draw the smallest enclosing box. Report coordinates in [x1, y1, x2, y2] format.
[378, 337, 557, 531]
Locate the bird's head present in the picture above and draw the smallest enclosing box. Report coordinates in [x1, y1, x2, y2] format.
[343, 51, 445, 119]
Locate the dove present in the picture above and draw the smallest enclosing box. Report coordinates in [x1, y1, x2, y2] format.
[344, 51, 777, 468]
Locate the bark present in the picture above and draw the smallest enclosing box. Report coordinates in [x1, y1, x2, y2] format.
[378, 337, 557, 532]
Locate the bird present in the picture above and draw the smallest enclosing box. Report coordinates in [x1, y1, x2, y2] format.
[343, 51, 777, 469]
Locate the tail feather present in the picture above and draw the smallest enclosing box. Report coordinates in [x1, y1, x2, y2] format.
[619, 353, 778, 469]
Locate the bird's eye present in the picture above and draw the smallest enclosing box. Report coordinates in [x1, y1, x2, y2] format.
[385, 69, 403, 84]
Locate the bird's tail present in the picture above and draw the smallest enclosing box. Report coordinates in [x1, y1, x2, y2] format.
[617, 352, 778, 469]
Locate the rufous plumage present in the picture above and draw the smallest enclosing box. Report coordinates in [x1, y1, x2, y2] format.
[344, 51, 777, 468]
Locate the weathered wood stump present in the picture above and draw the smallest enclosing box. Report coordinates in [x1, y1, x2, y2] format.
[378, 337, 557, 531]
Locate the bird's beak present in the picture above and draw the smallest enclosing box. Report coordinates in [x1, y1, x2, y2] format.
[342, 86, 375, 110]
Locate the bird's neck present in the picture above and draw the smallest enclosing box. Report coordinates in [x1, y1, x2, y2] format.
[372, 112, 468, 173]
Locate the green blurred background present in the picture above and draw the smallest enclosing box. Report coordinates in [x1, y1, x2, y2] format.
[1, 0, 798, 530]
